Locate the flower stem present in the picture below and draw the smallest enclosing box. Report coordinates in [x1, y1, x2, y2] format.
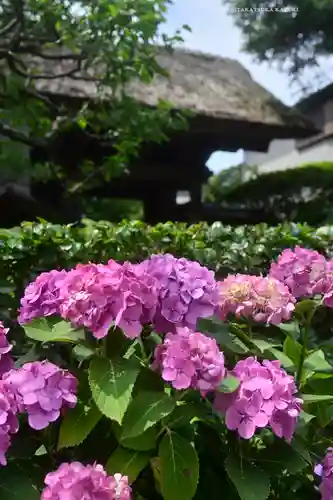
[296, 324, 309, 386]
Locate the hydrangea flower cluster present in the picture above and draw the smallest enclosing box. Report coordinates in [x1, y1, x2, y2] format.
[0, 380, 19, 466]
[214, 357, 302, 440]
[3, 361, 77, 430]
[153, 326, 225, 393]
[138, 254, 219, 333]
[18, 269, 68, 324]
[0, 321, 14, 377]
[269, 246, 331, 299]
[218, 274, 295, 324]
[315, 448, 333, 500]
[41, 462, 132, 500]
[58, 260, 158, 339]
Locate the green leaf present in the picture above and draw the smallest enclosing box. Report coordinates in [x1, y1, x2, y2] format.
[198, 318, 248, 354]
[0, 465, 39, 500]
[89, 357, 140, 424]
[122, 392, 176, 439]
[218, 376, 240, 393]
[73, 345, 95, 362]
[267, 348, 295, 371]
[304, 350, 332, 373]
[106, 447, 150, 484]
[58, 401, 101, 449]
[278, 322, 300, 340]
[24, 318, 84, 344]
[159, 432, 199, 500]
[295, 299, 318, 320]
[167, 402, 208, 429]
[259, 440, 308, 476]
[114, 424, 158, 451]
[225, 454, 270, 500]
[283, 337, 302, 366]
[302, 394, 333, 403]
[297, 410, 315, 428]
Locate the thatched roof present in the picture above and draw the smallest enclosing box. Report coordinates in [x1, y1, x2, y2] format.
[35, 48, 315, 138]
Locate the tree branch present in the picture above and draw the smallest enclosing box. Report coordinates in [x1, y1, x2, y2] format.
[0, 122, 45, 148]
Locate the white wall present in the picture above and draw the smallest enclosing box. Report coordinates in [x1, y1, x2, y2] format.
[244, 138, 296, 166]
[247, 135, 333, 174]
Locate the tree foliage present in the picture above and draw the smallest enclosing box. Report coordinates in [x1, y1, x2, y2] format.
[0, 0, 188, 186]
[224, 0, 333, 79]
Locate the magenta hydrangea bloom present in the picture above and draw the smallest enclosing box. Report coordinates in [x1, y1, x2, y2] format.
[315, 448, 333, 500]
[0, 380, 19, 466]
[41, 462, 132, 500]
[214, 357, 302, 440]
[18, 269, 68, 324]
[153, 326, 225, 393]
[59, 260, 158, 339]
[3, 361, 77, 430]
[138, 254, 219, 333]
[218, 274, 295, 324]
[269, 246, 328, 299]
[0, 321, 14, 377]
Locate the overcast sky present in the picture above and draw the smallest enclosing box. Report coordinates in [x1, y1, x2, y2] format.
[163, 1, 331, 173]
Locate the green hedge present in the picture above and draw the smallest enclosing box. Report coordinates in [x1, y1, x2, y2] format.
[2, 219, 333, 323]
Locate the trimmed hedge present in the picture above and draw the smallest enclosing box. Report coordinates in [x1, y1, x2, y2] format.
[2, 219, 333, 325]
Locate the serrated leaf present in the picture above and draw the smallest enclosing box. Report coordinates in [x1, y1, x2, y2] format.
[73, 345, 95, 362]
[267, 348, 295, 371]
[278, 322, 300, 340]
[24, 318, 84, 344]
[259, 440, 308, 476]
[122, 392, 176, 439]
[304, 350, 332, 373]
[106, 447, 150, 484]
[58, 401, 101, 449]
[283, 337, 302, 366]
[0, 465, 39, 500]
[114, 424, 158, 451]
[198, 318, 248, 354]
[302, 394, 333, 403]
[225, 454, 270, 500]
[159, 432, 199, 500]
[218, 376, 240, 393]
[167, 402, 207, 429]
[89, 357, 140, 424]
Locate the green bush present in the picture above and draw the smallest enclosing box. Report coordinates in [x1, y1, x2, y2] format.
[3, 220, 333, 499]
[206, 162, 333, 225]
[2, 219, 333, 325]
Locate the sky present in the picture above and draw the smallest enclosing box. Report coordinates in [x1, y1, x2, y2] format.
[163, 1, 331, 173]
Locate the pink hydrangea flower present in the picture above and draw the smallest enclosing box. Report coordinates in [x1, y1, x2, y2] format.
[0, 380, 19, 466]
[315, 448, 333, 500]
[41, 462, 132, 500]
[3, 361, 77, 430]
[218, 274, 295, 324]
[269, 246, 328, 299]
[18, 270, 68, 324]
[153, 326, 225, 393]
[214, 357, 302, 440]
[59, 260, 158, 339]
[138, 254, 219, 333]
[0, 321, 14, 377]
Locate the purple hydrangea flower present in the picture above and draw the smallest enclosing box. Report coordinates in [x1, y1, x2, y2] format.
[153, 326, 225, 393]
[0, 321, 14, 377]
[218, 274, 295, 324]
[269, 246, 328, 299]
[18, 270, 68, 324]
[4, 361, 77, 430]
[315, 448, 333, 500]
[41, 462, 132, 500]
[214, 357, 302, 440]
[138, 254, 219, 333]
[59, 260, 158, 339]
[0, 380, 19, 466]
